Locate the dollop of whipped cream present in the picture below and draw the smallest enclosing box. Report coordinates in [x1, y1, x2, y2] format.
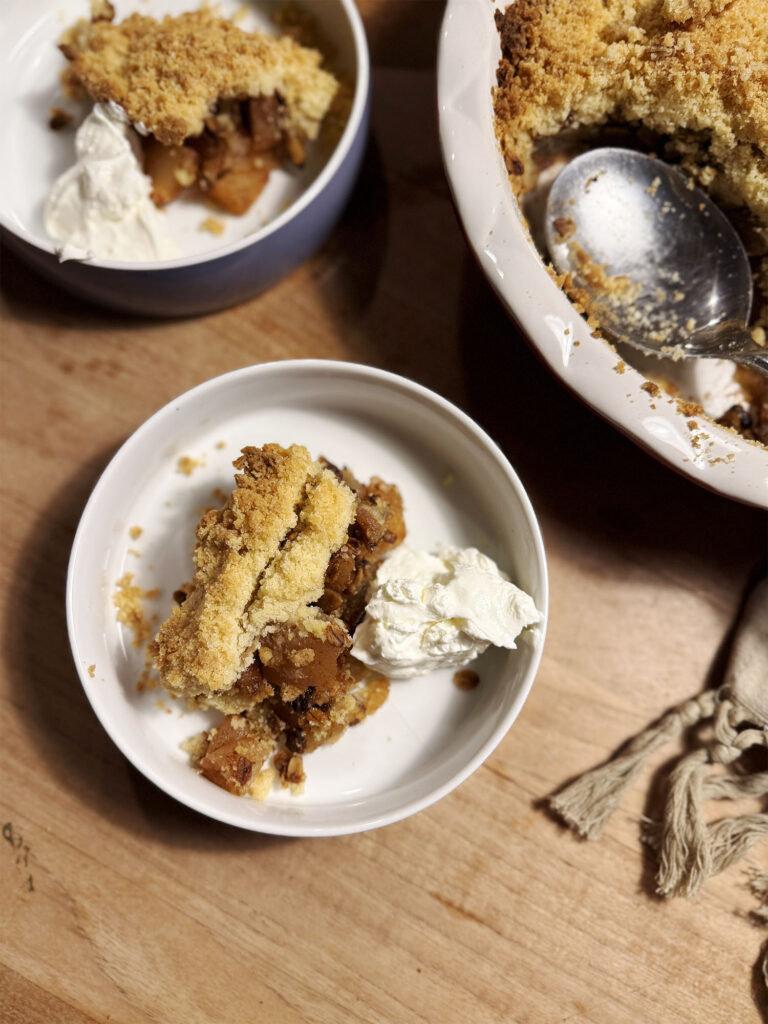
[44, 103, 179, 262]
[351, 545, 541, 679]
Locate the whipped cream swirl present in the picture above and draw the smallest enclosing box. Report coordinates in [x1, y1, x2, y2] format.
[351, 545, 541, 679]
[45, 103, 178, 262]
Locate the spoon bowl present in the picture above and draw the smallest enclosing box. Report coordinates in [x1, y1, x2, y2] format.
[544, 148, 768, 374]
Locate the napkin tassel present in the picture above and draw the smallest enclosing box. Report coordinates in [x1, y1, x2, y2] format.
[548, 690, 715, 843]
[640, 693, 768, 896]
[548, 576, 768, 900]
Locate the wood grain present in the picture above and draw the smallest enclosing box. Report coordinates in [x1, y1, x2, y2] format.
[1, 3, 767, 1021]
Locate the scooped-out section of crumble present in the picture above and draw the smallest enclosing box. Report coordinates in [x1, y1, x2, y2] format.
[493, 0, 768, 445]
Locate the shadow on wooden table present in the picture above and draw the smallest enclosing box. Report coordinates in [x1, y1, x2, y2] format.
[0, 129, 391, 340]
[0, 241, 173, 331]
[754, 942, 768, 1022]
[3, 448, 289, 853]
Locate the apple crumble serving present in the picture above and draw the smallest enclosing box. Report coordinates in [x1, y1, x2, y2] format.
[58, 4, 340, 215]
[493, 0, 768, 444]
[151, 444, 405, 798]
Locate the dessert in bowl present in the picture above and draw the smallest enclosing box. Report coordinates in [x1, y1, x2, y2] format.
[438, 0, 768, 507]
[0, 0, 370, 315]
[66, 361, 548, 834]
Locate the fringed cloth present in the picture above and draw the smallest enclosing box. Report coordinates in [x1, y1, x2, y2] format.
[548, 576, 768, 962]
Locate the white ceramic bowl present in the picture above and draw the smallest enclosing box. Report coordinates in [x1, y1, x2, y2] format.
[0, 0, 369, 316]
[438, 0, 768, 508]
[66, 360, 548, 835]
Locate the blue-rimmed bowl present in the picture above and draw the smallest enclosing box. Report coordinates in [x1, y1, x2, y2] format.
[0, 0, 370, 316]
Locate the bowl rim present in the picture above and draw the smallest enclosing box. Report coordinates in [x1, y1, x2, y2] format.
[0, 0, 370, 273]
[437, 0, 768, 509]
[65, 359, 549, 834]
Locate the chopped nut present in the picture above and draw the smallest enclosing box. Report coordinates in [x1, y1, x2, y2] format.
[274, 750, 306, 791]
[49, 107, 74, 131]
[453, 669, 480, 690]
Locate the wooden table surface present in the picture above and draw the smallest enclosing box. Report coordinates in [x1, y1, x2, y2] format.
[2, 3, 767, 1021]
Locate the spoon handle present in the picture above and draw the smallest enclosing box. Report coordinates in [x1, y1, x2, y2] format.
[697, 322, 768, 377]
[733, 350, 768, 375]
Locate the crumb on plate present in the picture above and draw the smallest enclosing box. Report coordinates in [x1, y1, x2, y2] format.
[177, 455, 203, 475]
[200, 216, 225, 236]
[113, 572, 159, 648]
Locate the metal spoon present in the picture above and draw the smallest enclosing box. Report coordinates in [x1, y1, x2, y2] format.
[544, 147, 768, 374]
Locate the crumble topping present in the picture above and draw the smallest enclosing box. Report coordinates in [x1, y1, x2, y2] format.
[200, 216, 226, 236]
[177, 455, 203, 476]
[494, 0, 768, 234]
[53, 5, 343, 223]
[150, 443, 405, 797]
[493, 0, 768, 444]
[154, 444, 328, 699]
[59, 8, 339, 146]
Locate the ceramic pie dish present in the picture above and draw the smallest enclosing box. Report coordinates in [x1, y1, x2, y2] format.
[437, 0, 768, 509]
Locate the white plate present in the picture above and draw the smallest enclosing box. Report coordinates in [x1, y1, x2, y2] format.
[438, 0, 768, 509]
[66, 361, 548, 835]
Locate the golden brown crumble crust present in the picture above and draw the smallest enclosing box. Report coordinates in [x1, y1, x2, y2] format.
[494, 0, 768, 442]
[152, 443, 405, 797]
[152, 443, 354, 702]
[494, 0, 768, 216]
[59, 8, 339, 146]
